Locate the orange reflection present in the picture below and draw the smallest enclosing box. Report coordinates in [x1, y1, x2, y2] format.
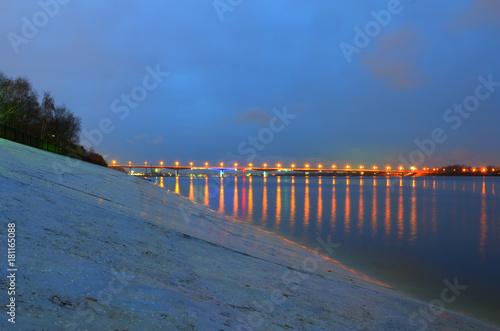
[248, 177, 253, 219]
[175, 177, 179, 194]
[358, 179, 364, 234]
[204, 177, 209, 206]
[479, 188, 487, 260]
[233, 177, 238, 217]
[331, 178, 337, 230]
[385, 185, 391, 237]
[290, 177, 295, 225]
[410, 183, 417, 243]
[317, 177, 323, 225]
[276, 178, 282, 227]
[262, 177, 268, 223]
[219, 177, 224, 213]
[189, 177, 194, 200]
[159, 176, 164, 188]
[372, 178, 377, 236]
[397, 186, 404, 243]
[304, 177, 310, 229]
[482, 181, 486, 195]
[345, 179, 350, 233]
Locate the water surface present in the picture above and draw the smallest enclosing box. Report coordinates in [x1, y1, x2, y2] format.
[157, 175, 500, 326]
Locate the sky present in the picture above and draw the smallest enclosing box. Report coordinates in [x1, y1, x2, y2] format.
[1, 0, 499, 168]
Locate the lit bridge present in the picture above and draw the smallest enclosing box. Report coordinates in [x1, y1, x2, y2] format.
[108, 161, 421, 177]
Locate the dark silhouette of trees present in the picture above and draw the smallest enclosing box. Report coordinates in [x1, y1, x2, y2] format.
[0, 71, 105, 165]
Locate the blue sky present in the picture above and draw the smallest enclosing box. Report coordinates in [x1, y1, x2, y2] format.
[1, 0, 499, 168]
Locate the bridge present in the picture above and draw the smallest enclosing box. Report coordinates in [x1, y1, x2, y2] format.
[108, 161, 420, 177]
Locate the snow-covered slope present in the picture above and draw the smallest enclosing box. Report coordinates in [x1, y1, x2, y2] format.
[0, 139, 497, 330]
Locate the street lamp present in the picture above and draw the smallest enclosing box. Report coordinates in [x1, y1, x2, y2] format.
[220, 162, 224, 167]
[277, 163, 281, 168]
[189, 162, 193, 167]
[346, 164, 350, 169]
[359, 165, 364, 170]
[175, 161, 179, 166]
[249, 163, 253, 167]
[291, 164, 295, 170]
[373, 165, 378, 170]
[386, 166, 391, 171]
[112, 160, 116, 166]
[205, 162, 208, 168]
[263, 163, 267, 168]
[332, 164, 336, 169]
[318, 164, 322, 169]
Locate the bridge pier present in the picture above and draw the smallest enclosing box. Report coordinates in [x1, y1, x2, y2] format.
[263, 171, 268, 178]
[175, 169, 179, 177]
[219, 170, 224, 177]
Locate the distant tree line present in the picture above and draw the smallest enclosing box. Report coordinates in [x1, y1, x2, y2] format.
[0, 71, 106, 165]
[433, 164, 499, 176]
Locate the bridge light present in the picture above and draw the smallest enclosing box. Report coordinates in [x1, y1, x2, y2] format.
[205, 162, 208, 167]
[472, 168, 477, 172]
[346, 164, 350, 169]
[249, 163, 253, 167]
[305, 164, 309, 168]
[318, 164, 322, 169]
[332, 164, 336, 169]
[398, 166, 403, 171]
[359, 165, 364, 169]
[175, 161, 179, 166]
[291, 164, 295, 169]
[373, 165, 378, 170]
[112, 160, 116, 165]
[277, 163, 281, 168]
[481, 167, 487, 172]
[263, 163, 267, 168]
[189, 162, 193, 167]
[220, 162, 224, 167]
[410, 166, 415, 171]
[386, 166, 391, 170]
[234, 162, 238, 167]
[145, 161, 148, 166]
[129, 161, 131, 166]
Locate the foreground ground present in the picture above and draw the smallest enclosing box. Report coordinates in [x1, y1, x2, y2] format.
[0, 139, 498, 330]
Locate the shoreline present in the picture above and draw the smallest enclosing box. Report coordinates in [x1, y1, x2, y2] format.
[1, 138, 499, 330]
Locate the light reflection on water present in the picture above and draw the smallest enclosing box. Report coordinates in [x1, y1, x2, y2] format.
[156, 175, 500, 325]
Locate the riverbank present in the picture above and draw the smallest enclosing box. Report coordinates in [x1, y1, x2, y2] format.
[0, 139, 498, 330]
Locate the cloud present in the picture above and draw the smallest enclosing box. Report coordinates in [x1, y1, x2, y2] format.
[361, 27, 430, 89]
[151, 135, 164, 144]
[449, 0, 500, 31]
[233, 107, 271, 127]
[126, 134, 163, 145]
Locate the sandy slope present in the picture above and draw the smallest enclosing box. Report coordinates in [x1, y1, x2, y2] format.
[0, 139, 498, 331]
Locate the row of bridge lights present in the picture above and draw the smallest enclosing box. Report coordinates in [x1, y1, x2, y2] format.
[112, 160, 419, 171]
